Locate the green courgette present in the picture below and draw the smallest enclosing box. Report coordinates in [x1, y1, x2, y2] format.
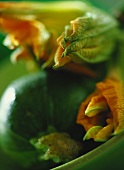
[0, 70, 96, 169]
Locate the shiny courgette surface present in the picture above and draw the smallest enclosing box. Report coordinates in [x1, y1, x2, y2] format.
[0, 70, 96, 169]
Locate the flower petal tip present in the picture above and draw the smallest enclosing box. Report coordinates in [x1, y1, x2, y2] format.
[83, 126, 103, 141]
[53, 64, 60, 69]
[113, 128, 124, 136]
[85, 108, 100, 117]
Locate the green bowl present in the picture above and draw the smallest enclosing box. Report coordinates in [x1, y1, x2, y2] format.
[53, 132, 124, 170]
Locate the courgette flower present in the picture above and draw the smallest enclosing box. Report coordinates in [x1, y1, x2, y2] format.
[0, 1, 118, 76]
[77, 73, 124, 142]
[0, 15, 57, 67]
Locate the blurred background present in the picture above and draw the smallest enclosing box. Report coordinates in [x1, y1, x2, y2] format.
[0, 0, 124, 96]
[0, 0, 124, 169]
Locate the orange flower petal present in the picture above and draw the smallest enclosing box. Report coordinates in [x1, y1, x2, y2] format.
[76, 91, 98, 129]
[10, 47, 31, 63]
[96, 78, 124, 134]
[77, 76, 124, 142]
[94, 124, 114, 142]
[0, 16, 56, 62]
[77, 91, 107, 131]
[53, 46, 71, 68]
[85, 94, 109, 117]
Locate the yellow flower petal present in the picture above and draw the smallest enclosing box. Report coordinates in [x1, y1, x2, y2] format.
[94, 124, 114, 142]
[85, 94, 109, 117]
[53, 46, 71, 68]
[83, 126, 102, 140]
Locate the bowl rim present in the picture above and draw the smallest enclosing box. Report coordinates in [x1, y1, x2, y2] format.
[52, 131, 124, 170]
